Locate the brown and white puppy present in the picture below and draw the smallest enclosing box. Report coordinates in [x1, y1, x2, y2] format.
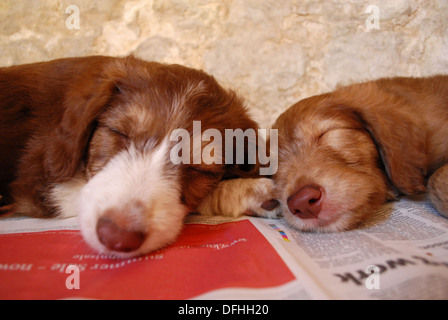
[0, 55, 263, 258]
[272, 75, 448, 232]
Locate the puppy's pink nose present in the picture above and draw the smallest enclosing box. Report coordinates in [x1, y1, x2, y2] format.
[287, 185, 323, 219]
[96, 217, 146, 252]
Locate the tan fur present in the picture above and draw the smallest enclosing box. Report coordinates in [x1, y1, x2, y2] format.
[272, 75, 448, 231]
[197, 178, 281, 219]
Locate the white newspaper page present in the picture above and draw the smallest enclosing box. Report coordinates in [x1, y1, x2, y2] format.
[248, 198, 448, 299]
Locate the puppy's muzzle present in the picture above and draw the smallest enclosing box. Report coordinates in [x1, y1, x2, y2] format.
[287, 185, 324, 219]
[96, 203, 147, 253]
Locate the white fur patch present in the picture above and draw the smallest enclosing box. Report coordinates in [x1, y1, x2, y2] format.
[50, 174, 86, 219]
[74, 139, 187, 258]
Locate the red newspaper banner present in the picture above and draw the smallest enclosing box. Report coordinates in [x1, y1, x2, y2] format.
[0, 220, 295, 299]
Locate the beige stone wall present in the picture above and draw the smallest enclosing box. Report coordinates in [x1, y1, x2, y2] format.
[1, 0, 447, 127]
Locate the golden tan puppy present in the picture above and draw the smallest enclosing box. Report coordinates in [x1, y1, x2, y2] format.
[272, 75, 448, 231]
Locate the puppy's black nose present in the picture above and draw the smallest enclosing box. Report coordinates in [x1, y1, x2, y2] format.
[287, 185, 323, 219]
[96, 217, 146, 252]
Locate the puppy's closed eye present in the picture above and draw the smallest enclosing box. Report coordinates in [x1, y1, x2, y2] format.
[319, 128, 377, 166]
[107, 126, 128, 140]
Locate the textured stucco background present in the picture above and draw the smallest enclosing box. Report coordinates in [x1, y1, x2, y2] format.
[1, 0, 447, 127]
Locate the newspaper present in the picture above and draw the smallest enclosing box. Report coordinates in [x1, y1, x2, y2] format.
[1, 197, 448, 300]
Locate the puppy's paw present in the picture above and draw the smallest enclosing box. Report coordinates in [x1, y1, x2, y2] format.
[0, 203, 16, 217]
[196, 178, 281, 219]
[242, 178, 282, 219]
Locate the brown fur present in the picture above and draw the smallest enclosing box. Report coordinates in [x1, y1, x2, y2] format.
[0, 55, 258, 218]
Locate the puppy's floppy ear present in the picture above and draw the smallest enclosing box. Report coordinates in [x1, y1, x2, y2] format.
[334, 96, 428, 195]
[44, 75, 120, 182]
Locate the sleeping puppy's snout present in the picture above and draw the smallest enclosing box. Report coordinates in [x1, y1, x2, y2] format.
[96, 203, 147, 253]
[78, 141, 188, 258]
[97, 217, 146, 253]
[276, 159, 387, 232]
[287, 184, 324, 220]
